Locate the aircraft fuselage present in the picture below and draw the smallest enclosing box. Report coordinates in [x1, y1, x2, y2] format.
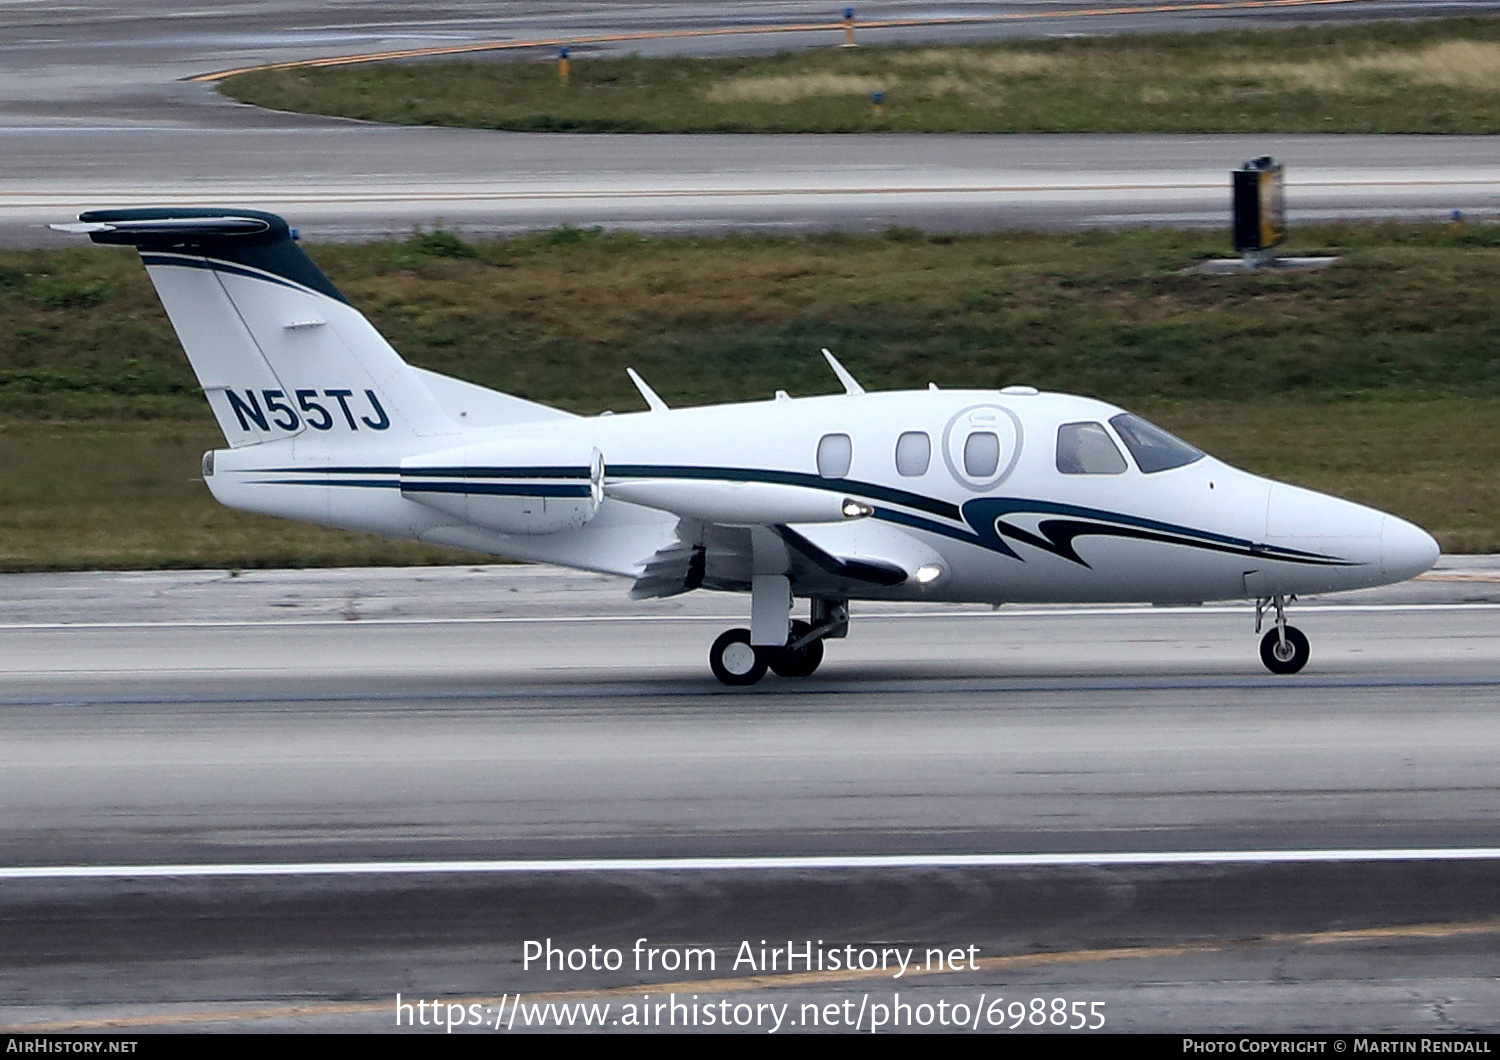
[205, 386, 1438, 608]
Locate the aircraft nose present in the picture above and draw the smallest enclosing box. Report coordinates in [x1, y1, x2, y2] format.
[1381, 514, 1440, 582]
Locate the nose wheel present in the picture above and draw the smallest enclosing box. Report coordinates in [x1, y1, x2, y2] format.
[1259, 625, 1309, 674]
[1255, 593, 1310, 674]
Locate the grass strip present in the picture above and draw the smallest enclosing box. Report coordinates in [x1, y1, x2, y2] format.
[1, 222, 1495, 569]
[222, 17, 1500, 134]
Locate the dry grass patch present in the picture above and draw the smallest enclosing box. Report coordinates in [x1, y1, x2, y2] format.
[703, 72, 889, 104]
[1373, 39, 1500, 88]
[225, 16, 1500, 133]
[1220, 39, 1500, 94]
[882, 48, 1062, 77]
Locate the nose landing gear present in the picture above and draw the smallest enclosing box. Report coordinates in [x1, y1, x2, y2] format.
[1255, 593, 1309, 674]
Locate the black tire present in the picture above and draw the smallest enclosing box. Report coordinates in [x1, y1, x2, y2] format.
[1259, 626, 1310, 675]
[768, 619, 825, 678]
[710, 628, 767, 686]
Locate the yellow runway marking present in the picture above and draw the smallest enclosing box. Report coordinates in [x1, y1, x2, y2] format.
[7, 915, 1498, 1032]
[188, 1, 1384, 82]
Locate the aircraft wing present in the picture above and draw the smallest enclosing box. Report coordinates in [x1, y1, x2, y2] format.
[776, 526, 908, 589]
[629, 532, 705, 599]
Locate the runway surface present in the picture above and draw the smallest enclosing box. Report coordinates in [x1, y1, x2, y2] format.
[0, 561, 1496, 1032]
[4, 1, 1499, 244]
[3, 560, 1498, 868]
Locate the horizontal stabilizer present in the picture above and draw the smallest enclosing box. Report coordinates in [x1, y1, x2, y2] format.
[58, 208, 348, 305]
[52, 215, 273, 240]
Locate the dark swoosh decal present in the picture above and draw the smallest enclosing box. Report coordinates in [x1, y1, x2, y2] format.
[230, 465, 1350, 570]
[964, 498, 1354, 568]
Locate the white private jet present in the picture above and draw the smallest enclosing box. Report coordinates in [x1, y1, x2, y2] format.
[55, 209, 1440, 684]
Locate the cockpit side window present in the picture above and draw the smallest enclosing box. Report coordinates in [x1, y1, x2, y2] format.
[1056, 421, 1127, 475]
[1108, 413, 1204, 473]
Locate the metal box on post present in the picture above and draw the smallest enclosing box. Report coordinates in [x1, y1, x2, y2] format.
[1232, 156, 1286, 257]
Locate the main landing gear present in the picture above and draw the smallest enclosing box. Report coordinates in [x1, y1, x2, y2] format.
[1255, 593, 1310, 675]
[709, 597, 846, 687]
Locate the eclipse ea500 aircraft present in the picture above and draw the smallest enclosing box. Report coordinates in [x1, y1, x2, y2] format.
[56, 208, 1440, 684]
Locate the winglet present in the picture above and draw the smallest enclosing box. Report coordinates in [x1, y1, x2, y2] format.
[626, 367, 669, 412]
[821, 348, 865, 396]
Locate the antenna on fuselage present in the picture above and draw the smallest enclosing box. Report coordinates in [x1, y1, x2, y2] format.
[626, 367, 669, 412]
[821, 348, 865, 396]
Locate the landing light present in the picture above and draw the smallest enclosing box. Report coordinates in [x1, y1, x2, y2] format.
[915, 563, 945, 585]
[841, 499, 873, 519]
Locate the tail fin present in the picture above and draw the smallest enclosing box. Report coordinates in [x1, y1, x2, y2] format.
[57, 208, 456, 447]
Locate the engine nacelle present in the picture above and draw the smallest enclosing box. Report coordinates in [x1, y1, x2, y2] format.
[401, 440, 602, 535]
[604, 478, 872, 525]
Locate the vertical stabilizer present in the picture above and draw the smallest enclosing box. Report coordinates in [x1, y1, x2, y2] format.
[57, 208, 454, 448]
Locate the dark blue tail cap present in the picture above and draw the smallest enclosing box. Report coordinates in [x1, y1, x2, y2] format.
[76, 208, 348, 305]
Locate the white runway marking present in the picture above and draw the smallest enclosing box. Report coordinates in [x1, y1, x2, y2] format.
[7, 848, 1500, 879]
[0, 601, 1494, 630]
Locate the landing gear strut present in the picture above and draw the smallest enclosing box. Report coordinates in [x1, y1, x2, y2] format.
[1255, 593, 1309, 675]
[709, 598, 846, 686]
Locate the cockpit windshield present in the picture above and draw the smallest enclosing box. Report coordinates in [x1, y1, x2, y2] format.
[1108, 413, 1204, 473]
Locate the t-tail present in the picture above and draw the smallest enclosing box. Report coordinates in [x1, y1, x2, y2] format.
[51, 208, 565, 449]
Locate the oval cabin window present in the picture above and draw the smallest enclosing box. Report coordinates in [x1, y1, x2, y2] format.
[963, 431, 1000, 478]
[817, 433, 852, 478]
[894, 431, 930, 477]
